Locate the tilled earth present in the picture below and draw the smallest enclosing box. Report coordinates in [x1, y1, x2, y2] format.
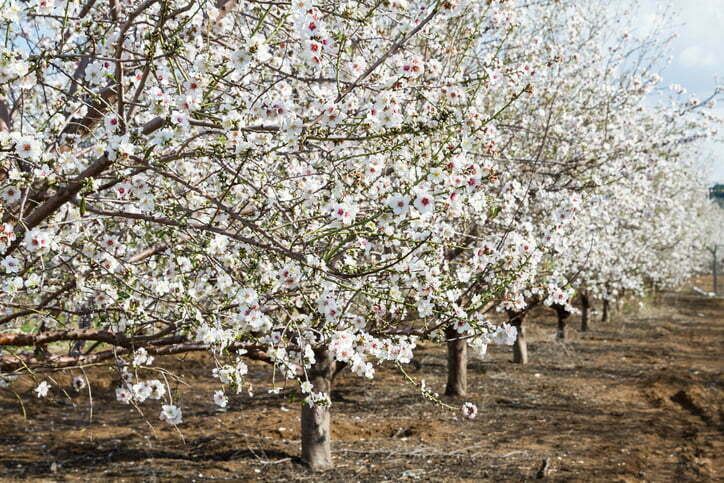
[0, 286, 722, 481]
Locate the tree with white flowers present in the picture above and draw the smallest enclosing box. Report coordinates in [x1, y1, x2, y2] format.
[0, 0, 544, 470]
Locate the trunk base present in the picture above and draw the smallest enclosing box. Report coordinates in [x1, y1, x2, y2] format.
[554, 304, 570, 340]
[557, 322, 567, 340]
[301, 349, 335, 471]
[507, 310, 528, 364]
[513, 328, 528, 364]
[301, 403, 332, 471]
[445, 326, 467, 397]
[580, 294, 590, 332]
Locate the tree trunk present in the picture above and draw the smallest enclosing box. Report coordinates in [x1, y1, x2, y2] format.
[554, 304, 570, 340]
[507, 310, 528, 364]
[445, 325, 467, 397]
[301, 348, 335, 471]
[601, 299, 609, 323]
[580, 294, 590, 332]
[70, 302, 93, 356]
[713, 246, 719, 295]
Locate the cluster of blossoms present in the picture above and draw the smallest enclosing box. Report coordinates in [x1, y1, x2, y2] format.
[0, 48, 29, 85]
[0, 0, 719, 470]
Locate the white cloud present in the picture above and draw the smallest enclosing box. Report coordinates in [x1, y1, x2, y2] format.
[679, 45, 718, 68]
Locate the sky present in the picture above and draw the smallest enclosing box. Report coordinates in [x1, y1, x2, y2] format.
[637, 0, 724, 184]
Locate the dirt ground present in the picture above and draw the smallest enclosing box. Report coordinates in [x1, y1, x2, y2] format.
[1, 281, 722, 481]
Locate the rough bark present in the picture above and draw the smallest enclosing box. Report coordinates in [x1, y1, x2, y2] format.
[444, 325, 467, 397]
[713, 245, 719, 295]
[301, 348, 336, 471]
[553, 303, 570, 340]
[580, 294, 590, 332]
[70, 298, 94, 356]
[601, 299, 609, 323]
[507, 310, 528, 364]
[0, 99, 12, 132]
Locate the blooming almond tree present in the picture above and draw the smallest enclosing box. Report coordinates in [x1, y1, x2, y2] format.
[0, 0, 537, 470]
